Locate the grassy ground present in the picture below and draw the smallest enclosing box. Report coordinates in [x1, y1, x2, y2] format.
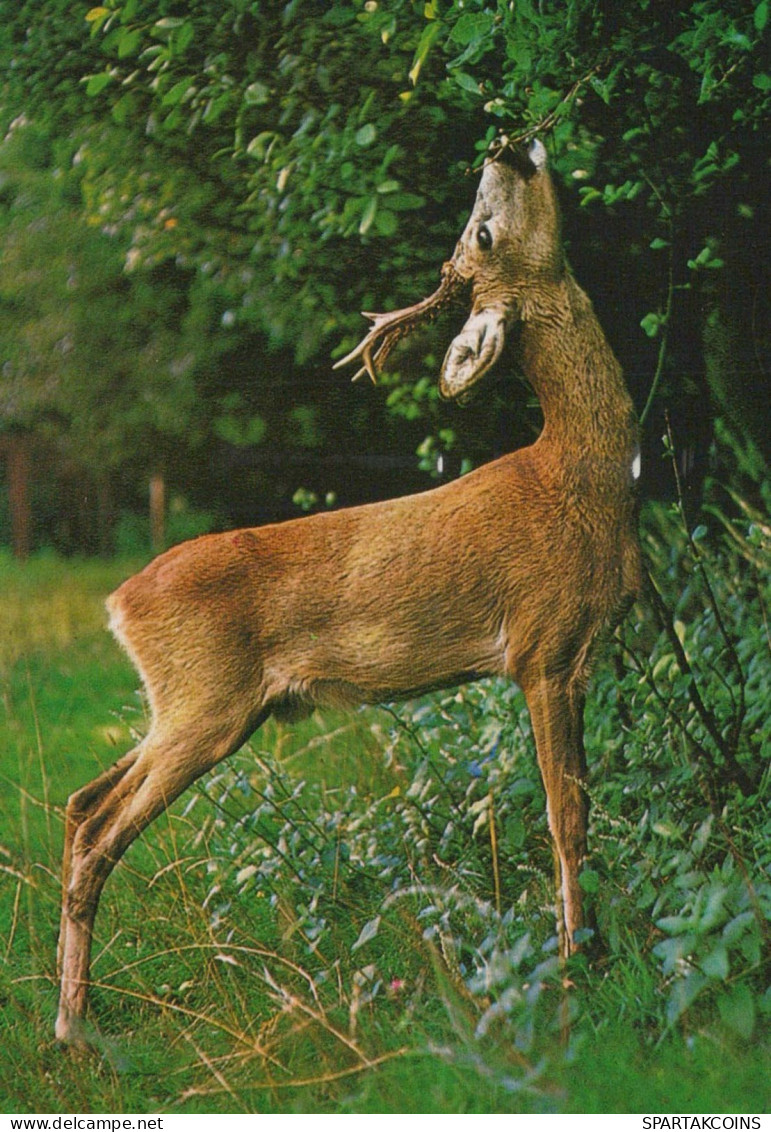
[0, 551, 767, 1114]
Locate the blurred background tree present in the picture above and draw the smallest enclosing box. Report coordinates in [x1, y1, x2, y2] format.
[0, 0, 767, 555]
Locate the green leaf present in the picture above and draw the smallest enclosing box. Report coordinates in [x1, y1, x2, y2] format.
[589, 74, 611, 105]
[755, 1, 769, 32]
[725, 31, 752, 51]
[111, 92, 137, 124]
[359, 195, 378, 235]
[666, 972, 708, 1025]
[162, 78, 194, 107]
[243, 81, 270, 106]
[739, 926, 762, 967]
[654, 934, 697, 975]
[386, 192, 425, 212]
[687, 245, 725, 271]
[85, 71, 115, 97]
[352, 915, 381, 951]
[453, 71, 482, 95]
[579, 187, 603, 206]
[718, 983, 756, 1040]
[641, 312, 663, 338]
[246, 131, 279, 160]
[202, 93, 231, 124]
[722, 911, 755, 945]
[701, 944, 729, 980]
[652, 818, 681, 839]
[657, 914, 692, 935]
[174, 20, 194, 54]
[450, 11, 494, 46]
[117, 27, 142, 58]
[409, 20, 443, 86]
[292, 488, 318, 512]
[374, 208, 398, 237]
[504, 813, 526, 850]
[355, 123, 377, 148]
[579, 868, 600, 895]
[213, 416, 267, 450]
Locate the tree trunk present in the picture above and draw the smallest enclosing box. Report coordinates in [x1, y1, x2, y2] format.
[7, 434, 32, 560]
[149, 471, 165, 553]
[96, 477, 113, 557]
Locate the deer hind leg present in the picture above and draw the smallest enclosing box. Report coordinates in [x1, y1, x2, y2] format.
[524, 673, 590, 959]
[55, 713, 260, 1044]
[57, 749, 140, 979]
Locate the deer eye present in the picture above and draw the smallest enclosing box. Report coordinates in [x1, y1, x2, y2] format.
[477, 224, 493, 250]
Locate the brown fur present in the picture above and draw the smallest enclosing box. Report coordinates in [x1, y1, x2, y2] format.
[55, 145, 641, 1044]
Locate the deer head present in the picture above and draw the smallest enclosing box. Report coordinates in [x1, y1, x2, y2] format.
[335, 139, 563, 402]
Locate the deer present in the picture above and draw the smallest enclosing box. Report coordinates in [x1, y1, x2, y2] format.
[55, 139, 642, 1045]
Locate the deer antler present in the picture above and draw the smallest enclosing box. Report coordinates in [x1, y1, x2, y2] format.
[334, 260, 470, 383]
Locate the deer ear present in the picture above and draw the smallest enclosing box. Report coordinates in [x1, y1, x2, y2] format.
[528, 138, 548, 171]
[439, 309, 507, 402]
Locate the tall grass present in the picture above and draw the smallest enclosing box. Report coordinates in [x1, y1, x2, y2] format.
[0, 495, 768, 1114]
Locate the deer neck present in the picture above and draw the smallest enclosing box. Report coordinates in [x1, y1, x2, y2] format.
[518, 272, 639, 499]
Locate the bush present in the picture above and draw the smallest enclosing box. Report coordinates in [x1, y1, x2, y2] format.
[183, 484, 769, 1094]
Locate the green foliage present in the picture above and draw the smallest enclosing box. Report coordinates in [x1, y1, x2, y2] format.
[4, 1, 473, 358]
[1, 0, 769, 551]
[9, 0, 767, 372]
[0, 123, 201, 469]
[114, 498, 218, 555]
[586, 484, 770, 1037]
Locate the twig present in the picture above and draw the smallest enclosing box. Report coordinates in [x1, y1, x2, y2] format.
[179, 1046, 409, 1096]
[640, 222, 674, 428]
[496, 65, 604, 153]
[488, 789, 501, 917]
[662, 419, 753, 792]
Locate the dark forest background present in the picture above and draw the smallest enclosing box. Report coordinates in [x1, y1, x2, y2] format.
[0, 0, 768, 554]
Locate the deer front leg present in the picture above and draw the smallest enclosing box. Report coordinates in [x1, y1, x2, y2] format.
[524, 674, 590, 958]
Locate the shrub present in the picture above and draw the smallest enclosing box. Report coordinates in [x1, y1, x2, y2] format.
[188, 486, 769, 1090]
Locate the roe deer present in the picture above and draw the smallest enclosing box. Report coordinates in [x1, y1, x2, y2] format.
[55, 139, 642, 1044]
